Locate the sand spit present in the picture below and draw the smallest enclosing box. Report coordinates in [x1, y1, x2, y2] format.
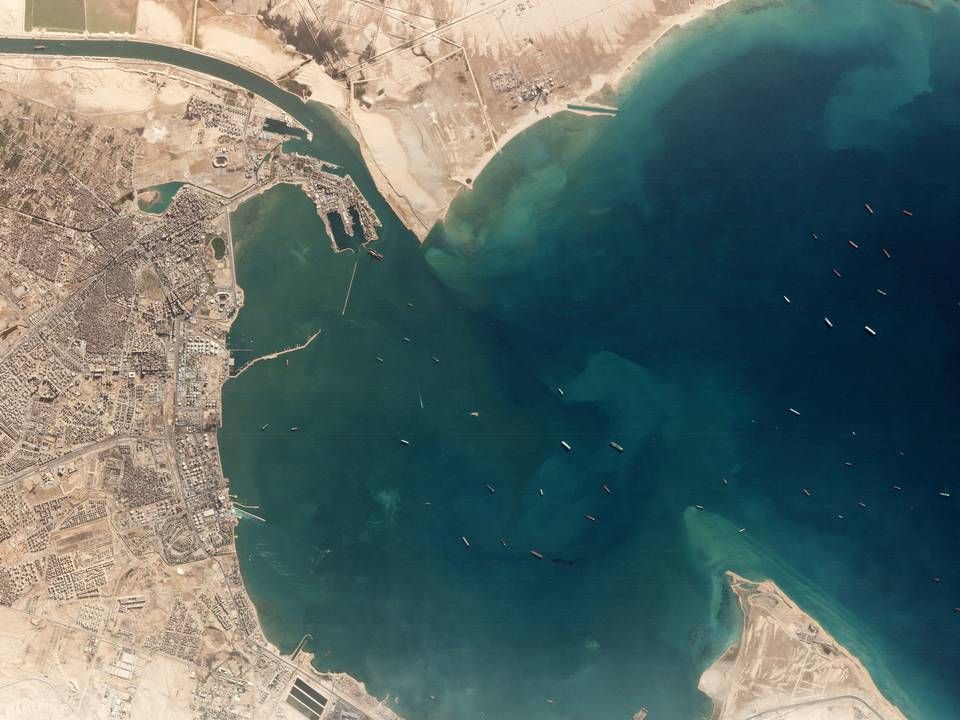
[701, 572, 909, 720]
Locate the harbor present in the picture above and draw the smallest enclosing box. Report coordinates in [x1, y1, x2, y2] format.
[13, 3, 954, 719]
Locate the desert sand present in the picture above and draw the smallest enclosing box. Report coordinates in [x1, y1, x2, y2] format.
[135, 0, 188, 44]
[9, 0, 737, 239]
[340, 0, 737, 240]
[700, 572, 909, 720]
[197, 16, 302, 79]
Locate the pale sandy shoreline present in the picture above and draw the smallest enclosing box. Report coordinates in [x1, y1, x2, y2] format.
[2, 0, 740, 242]
[701, 571, 911, 720]
[443, 0, 741, 230]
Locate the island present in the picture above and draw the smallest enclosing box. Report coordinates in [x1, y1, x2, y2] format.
[700, 573, 909, 720]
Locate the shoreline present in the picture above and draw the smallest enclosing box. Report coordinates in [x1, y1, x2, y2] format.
[0, 45, 405, 718]
[3, 0, 741, 243]
[441, 0, 740, 231]
[701, 572, 911, 720]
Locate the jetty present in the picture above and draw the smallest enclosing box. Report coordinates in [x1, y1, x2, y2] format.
[234, 507, 266, 522]
[291, 634, 313, 661]
[230, 328, 322, 379]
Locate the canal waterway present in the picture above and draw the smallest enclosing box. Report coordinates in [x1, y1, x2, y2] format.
[4, 7, 959, 717]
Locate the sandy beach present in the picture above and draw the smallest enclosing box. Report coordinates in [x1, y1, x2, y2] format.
[701, 572, 909, 720]
[340, 0, 739, 240]
[2, 0, 739, 239]
[447, 0, 738, 225]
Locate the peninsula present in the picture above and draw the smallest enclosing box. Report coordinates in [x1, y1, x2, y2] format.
[700, 573, 909, 720]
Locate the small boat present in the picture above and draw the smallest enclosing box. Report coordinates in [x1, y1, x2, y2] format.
[848, 240, 859, 249]
[802, 488, 812, 496]
[402, 337, 411, 343]
[838, 514, 845, 520]
[864, 202, 874, 215]
[788, 408, 801, 416]
[376, 357, 384, 363]
[738, 528, 747, 534]
[260, 423, 269, 431]
[893, 485, 902, 491]
[407, 302, 414, 308]
[845, 462, 854, 467]
[485, 484, 496, 494]
[783, 295, 791, 304]
[557, 387, 565, 397]
[290, 426, 300, 432]
[368, 248, 384, 260]
[858, 501, 867, 508]
[529, 550, 544, 559]
[832, 268, 842, 279]
[901, 209, 913, 217]
[694, 504, 704, 511]
[431, 357, 440, 364]
[33, 45, 47, 51]
[864, 325, 877, 336]
[539, 488, 544, 496]
[939, 491, 951, 498]
[469, 410, 480, 417]
[933, 577, 941, 583]
[461, 536, 470, 547]
[876, 288, 887, 296]
[602, 484, 611, 494]
[499, 538, 508, 547]
[811, 233, 819, 240]
[400, 439, 411, 446]
[824, 317, 833, 328]
[560, 440, 572, 452]
[284, 358, 289, 367]
[585, 514, 597, 522]
[609, 441, 624, 452]
[882, 247, 892, 258]
[722, 477, 728, 485]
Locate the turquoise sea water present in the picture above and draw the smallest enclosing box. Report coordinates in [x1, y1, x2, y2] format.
[219, 1, 960, 718]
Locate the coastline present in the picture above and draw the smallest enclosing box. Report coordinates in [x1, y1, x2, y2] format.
[4, 0, 742, 243]
[0, 1, 956, 714]
[440, 0, 741, 231]
[0, 45, 405, 719]
[701, 572, 910, 720]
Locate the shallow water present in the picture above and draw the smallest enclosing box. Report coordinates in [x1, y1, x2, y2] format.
[136, 181, 186, 214]
[220, 1, 960, 718]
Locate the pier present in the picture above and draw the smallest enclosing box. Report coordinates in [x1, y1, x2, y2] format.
[342, 259, 359, 316]
[291, 633, 313, 661]
[229, 328, 323, 379]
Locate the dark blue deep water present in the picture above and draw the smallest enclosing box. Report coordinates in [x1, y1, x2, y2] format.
[219, 1, 960, 718]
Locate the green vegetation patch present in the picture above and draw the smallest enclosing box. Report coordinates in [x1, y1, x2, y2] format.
[28, 0, 86, 32]
[86, 0, 138, 34]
